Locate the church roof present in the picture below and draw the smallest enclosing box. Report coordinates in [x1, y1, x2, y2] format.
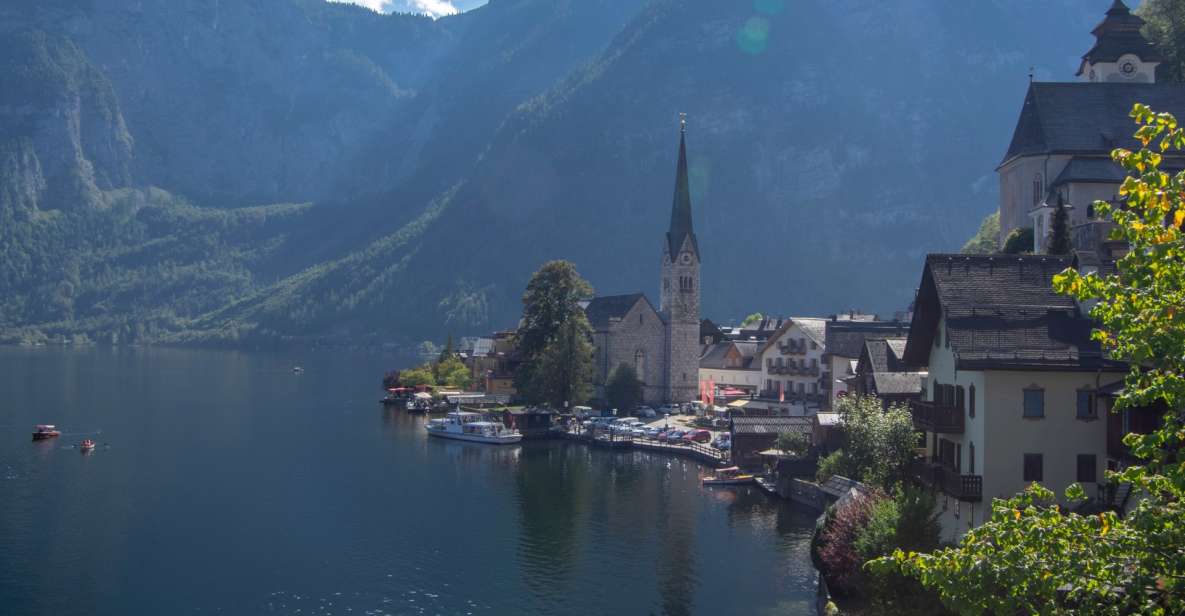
[667, 128, 699, 259]
[1001, 83, 1185, 166]
[1077, 0, 1164, 76]
[584, 293, 656, 329]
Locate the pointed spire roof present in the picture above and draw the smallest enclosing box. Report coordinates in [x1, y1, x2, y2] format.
[1077, 0, 1163, 76]
[667, 116, 699, 259]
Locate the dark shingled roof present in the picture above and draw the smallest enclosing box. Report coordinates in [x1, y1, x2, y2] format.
[584, 294, 650, 329]
[667, 129, 699, 259]
[1052, 157, 1128, 186]
[700, 341, 760, 370]
[731, 416, 812, 435]
[1077, 1, 1164, 76]
[873, 372, 923, 396]
[824, 320, 909, 360]
[903, 254, 1127, 371]
[1002, 83, 1185, 166]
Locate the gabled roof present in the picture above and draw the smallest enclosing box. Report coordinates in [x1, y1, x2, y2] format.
[823, 319, 909, 360]
[1052, 157, 1129, 186]
[731, 416, 812, 435]
[757, 317, 827, 358]
[903, 254, 1126, 371]
[584, 293, 658, 329]
[1001, 83, 1185, 166]
[873, 372, 924, 396]
[700, 340, 760, 370]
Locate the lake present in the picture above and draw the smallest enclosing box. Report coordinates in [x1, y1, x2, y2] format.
[0, 347, 819, 615]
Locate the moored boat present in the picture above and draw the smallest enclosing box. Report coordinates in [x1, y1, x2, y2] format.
[79, 439, 96, 452]
[32, 425, 61, 441]
[425, 411, 522, 444]
[702, 466, 755, 486]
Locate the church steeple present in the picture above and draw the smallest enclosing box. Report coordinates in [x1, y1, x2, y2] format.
[666, 115, 699, 260]
[1077, 0, 1163, 82]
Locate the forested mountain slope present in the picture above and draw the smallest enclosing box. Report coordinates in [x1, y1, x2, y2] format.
[0, 0, 1106, 347]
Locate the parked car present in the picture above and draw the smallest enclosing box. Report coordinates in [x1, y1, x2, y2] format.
[712, 435, 731, 450]
[664, 430, 686, 443]
[645, 427, 662, 438]
[683, 429, 712, 443]
[631, 427, 647, 437]
[657, 404, 678, 415]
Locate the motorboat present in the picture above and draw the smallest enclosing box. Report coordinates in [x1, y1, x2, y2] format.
[702, 466, 755, 486]
[32, 425, 61, 440]
[79, 439, 96, 452]
[425, 411, 522, 444]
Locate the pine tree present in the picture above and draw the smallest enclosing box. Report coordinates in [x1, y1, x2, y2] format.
[1047, 194, 1071, 255]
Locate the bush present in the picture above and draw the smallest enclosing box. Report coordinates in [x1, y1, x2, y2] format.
[818, 491, 885, 595]
[816, 449, 852, 483]
[961, 211, 1000, 254]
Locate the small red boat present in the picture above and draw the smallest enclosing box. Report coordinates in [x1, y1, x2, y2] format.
[79, 439, 96, 452]
[32, 425, 61, 440]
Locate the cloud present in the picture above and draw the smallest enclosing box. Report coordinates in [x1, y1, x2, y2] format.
[327, 0, 461, 18]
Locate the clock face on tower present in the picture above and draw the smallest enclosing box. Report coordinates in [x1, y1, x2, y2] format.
[1118, 54, 1139, 79]
[680, 252, 692, 265]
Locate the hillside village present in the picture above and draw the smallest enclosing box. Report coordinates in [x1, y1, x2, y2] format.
[429, 0, 1172, 546]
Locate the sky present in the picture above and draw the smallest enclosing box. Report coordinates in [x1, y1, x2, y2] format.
[328, 0, 487, 19]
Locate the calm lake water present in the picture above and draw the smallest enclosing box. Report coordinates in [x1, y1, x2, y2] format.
[0, 347, 818, 615]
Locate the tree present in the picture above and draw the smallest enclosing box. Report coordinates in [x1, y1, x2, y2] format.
[435, 354, 472, 389]
[516, 260, 594, 359]
[438, 334, 454, 364]
[741, 312, 764, 327]
[816, 395, 916, 490]
[606, 362, 643, 415]
[873, 103, 1185, 614]
[1001, 226, 1034, 254]
[775, 429, 810, 457]
[399, 363, 435, 387]
[961, 211, 1000, 254]
[1047, 194, 1071, 255]
[1139, 0, 1185, 83]
[529, 312, 594, 409]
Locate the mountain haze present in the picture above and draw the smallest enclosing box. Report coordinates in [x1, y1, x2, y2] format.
[0, 0, 1109, 347]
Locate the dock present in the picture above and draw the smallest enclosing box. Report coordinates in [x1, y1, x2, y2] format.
[561, 430, 729, 467]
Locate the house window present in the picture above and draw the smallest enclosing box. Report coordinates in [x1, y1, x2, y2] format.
[1023, 453, 1044, 482]
[811, 341, 817, 350]
[1077, 390, 1097, 419]
[639, 313, 644, 325]
[969, 384, 976, 418]
[1033, 173, 1044, 207]
[969, 442, 975, 474]
[810, 382, 818, 395]
[956, 385, 965, 412]
[1023, 387, 1045, 418]
[1077, 454, 1097, 483]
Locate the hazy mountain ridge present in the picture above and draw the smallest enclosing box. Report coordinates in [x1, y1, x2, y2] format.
[0, 0, 1112, 347]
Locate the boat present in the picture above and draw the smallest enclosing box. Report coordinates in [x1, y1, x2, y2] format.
[79, 439, 96, 452]
[292, 366, 305, 374]
[425, 411, 522, 444]
[32, 425, 61, 441]
[702, 466, 755, 486]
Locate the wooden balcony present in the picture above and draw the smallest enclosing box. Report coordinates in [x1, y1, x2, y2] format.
[910, 400, 964, 434]
[908, 458, 982, 502]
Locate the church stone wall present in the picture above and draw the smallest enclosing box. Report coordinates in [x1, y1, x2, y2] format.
[594, 300, 667, 406]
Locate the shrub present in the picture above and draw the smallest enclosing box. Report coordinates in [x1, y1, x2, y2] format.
[818, 491, 885, 595]
[1001, 226, 1034, 254]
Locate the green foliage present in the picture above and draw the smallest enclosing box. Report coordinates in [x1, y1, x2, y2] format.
[1138, 0, 1185, 83]
[399, 364, 436, 387]
[434, 355, 471, 389]
[515, 260, 594, 360]
[606, 362, 643, 414]
[818, 490, 886, 595]
[741, 312, 764, 327]
[1047, 195, 1071, 255]
[528, 312, 594, 408]
[960, 211, 1000, 254]
[774, 430, 810, 457]
[817, 395, 916, 490]
[1001, 226, 1034, 254]
[877, 104, 1185, 615]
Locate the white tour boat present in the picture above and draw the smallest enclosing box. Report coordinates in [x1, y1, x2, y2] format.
[425, 411, 522, 444]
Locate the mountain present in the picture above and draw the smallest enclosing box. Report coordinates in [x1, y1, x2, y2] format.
[0, 0, 1111, 348]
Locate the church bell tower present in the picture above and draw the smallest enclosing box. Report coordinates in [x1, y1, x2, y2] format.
[660, 115, 701, 403]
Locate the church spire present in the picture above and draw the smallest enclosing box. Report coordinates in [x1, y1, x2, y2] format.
[667, 115, 699, 260]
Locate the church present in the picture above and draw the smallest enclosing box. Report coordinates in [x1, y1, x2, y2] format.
[584, 120, 701, 405]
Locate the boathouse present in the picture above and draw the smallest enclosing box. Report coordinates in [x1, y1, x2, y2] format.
[730, 416, 812, 468]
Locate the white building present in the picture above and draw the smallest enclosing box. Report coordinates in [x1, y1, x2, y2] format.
[750, 317, 828, 416]
[902, 254, 1127, 542]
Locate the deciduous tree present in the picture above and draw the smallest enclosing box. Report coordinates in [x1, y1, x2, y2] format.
[530, 313, 594, 409]
[606, 362, 643, 415]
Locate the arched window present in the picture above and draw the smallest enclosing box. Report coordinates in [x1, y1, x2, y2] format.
[1032, 173, 1044, 207]
[634, 349, 646, 381]
[969, 384, 976, 418]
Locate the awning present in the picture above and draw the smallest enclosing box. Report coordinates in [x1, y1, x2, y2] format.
[727, 399, 750, 408]
[413, 392, 433, 400]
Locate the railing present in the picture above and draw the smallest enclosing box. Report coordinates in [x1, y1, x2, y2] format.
[779, 341, 807, 355]
[908, 458, 982, 502]
[910, 400, 965, 433]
